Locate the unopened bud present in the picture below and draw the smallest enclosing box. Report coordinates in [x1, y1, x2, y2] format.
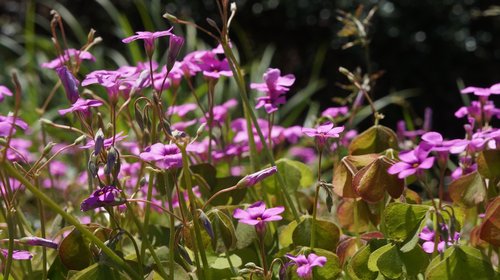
[73, 135, 87, 145]
[55, 66, 79, 104]
[42, 142, 56, 156]
[94, 129, 105, 155]
[167, 35, 184, 72]
[162, 13, 178, 22]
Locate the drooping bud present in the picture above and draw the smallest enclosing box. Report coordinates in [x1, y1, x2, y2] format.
[80, 185, 125, 212]
[16, 237, 58, 249]
[105, 146, 119, 175]
[55, 66, 79, 104]
[236, 166, 278, 188]
[198, 210, 214, 239]
[42, 142, 56, 157]
[94, 129, 105, 155]
[167, 35, 184, 72]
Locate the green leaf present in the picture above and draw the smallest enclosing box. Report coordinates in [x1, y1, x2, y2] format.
[348, 125, 398, 155]
[367, 243, 393, 272]
[425, 245, 497, 279]
[150, 262, 189, 280]
[47, 255, 69, 280]
[290, 248, 341, 280]
[235, 223, 257, 250]
[477, 149, 500, 179]
[292, 217, 340, 251]
[448, 171, 486, 208]
[265, 158, 314, 194]
[382, 203, 430, 242]
[208, 209, 237, 253]
[479, 197, 500, 247]
[279, 220, 299, 249]
[58, 228, 92, 270]
[401, 245, 429, 277]
[209, 254, 242, 279]
[353, 156, 404, 203]
[375, 244, 403, 279]
[70, 263, 121, 280]
[347, 242, 385, 280]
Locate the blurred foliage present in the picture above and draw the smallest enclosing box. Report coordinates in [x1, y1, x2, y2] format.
[1, 0, 500, 136]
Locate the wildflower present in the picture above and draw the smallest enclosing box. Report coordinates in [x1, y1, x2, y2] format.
[201, 99, 238, 127]
[302, 122, 345, 147]
[233, 201, 284, 235]
[199, 55, 233, 80]
[139, 143, 183, 169]
[58, 98, 103, 116]
[251, 68, 295, 113]
[56, 66, 80, 104]
[172, 186, 202, 208]
[321, 106, 349, 118]
[387, 145, 435, 179]
[166, 103, 198, 117]
[0, 249, 32, 260]
[419, 224, 460, 253]
[455, 100, 500, 124]
[0, 114, 29, 137]
[122, 28, 173, 56]
[236, 166, 278, 188]
[0, 85, 13, 102]
[286, 253, 327, 279]
[41, 49, 95, 69]
[80, 185, 125, 212]
[460, 84, 500, 97]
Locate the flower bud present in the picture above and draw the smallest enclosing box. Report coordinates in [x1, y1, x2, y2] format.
[198, 210, 214, 239]
[236, 166, 278, 189]
[17, 237, 58, 249]
[55, 66, 79, 104]
[94, 129, 105, 155]
[167, 35, 184, 72]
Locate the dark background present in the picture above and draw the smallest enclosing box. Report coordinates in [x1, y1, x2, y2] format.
[1, 0, 500, 137]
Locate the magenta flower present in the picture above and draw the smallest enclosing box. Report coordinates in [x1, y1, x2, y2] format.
[122, 28, 173, 56]
[455, 100, 500, 124]
[0, 249, 33, 260]
[16, 237, 58, 249]
[0, 85, 13, 102]
[166, 103, 198, 117]
[139, 143, 183, 169]
[56, 66, 80, 104]
[58, 98, 103, 116]
[0, 114, 28, 137]
[172, 186, 201, 208]
[302, 122, 344, 147]
[233, 201, 284, 235]
[41, 49, 95, 69]
[419, 224, 460, 253]
[251, 68, 295, 113]
[199, 55, 233, 79]
[286, 253, 327, 279]
[80, 185, 125, 212]
[236, 166, 278, 188]
[460, 84, 500, 97]
[321, 106, 349, 118]
[201, 99, 238, 127]
[387, 146, 435, 179]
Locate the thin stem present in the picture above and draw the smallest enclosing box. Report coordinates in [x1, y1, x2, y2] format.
[2, 162, 141, 280]
[258, 236, 268, 277]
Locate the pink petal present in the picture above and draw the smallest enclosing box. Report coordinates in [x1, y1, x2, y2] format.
[418, 157, 435, 169]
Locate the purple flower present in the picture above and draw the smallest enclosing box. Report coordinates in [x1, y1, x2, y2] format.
[233, 201, 284, 235]
[321, 106, 349, 118]
[122, 28, 173, 56]
[0, 114, 28, 137]
[80, 185, 125, 212]
[251, 68, 295, 113]
[289, 147, 316, 164]
[460, 84, 500, 97]
[41, 49, 95, 69]
[387, 146, 435, 179]
[0, 249, 32, 260]
[455, 100, 500, 124]
[56, 66, 80, 104]
[286, 253, 327, 279]
[166, 103, 198, 117]
[419, 224, 460, 253]
[236, 166, 278, 188]
[302, 122, 344, 147]
[199, 55, 233, 79]
[202, 99, 238, 127]
[0, 85, 13, 102]
[58, 98, 103, 116]
[139, 143, 183, 169]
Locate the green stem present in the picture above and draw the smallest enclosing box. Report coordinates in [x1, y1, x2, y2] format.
[311, 150, 323, 249]
[164, 172, 176, 280]
[35, 178, 47, 280]
[141, 171, 155, 257]
[3, 210, 15, 279]
[2, 162, 141, 280]
[220, 42, 300, 222]
[180, 147, 211, 280]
